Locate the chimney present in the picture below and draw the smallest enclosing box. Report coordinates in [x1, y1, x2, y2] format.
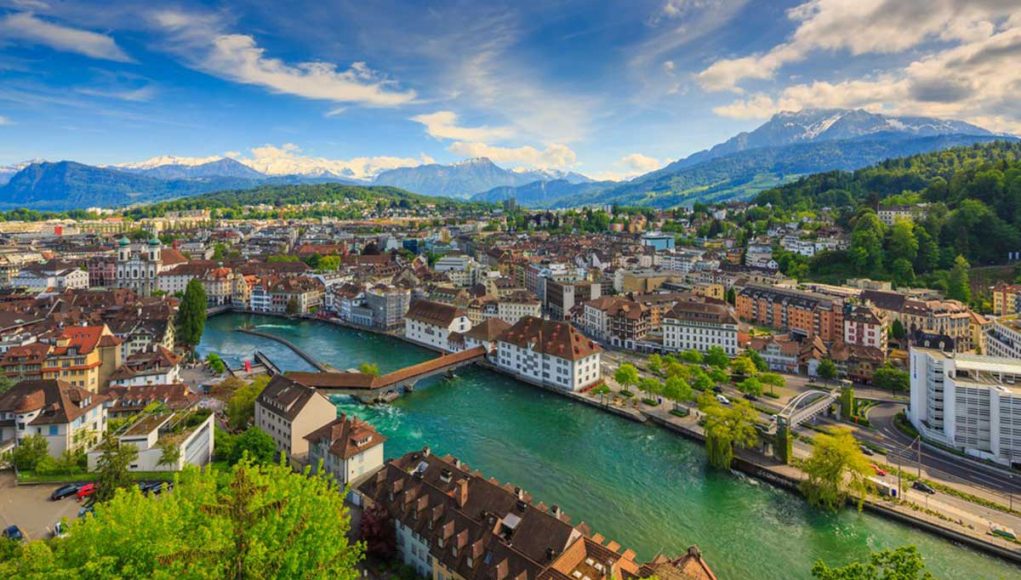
[455, 478, 469, 507]
[550, 504, 562, 519]
[423, 446, 431, 457]
[514, 486, 524, 501]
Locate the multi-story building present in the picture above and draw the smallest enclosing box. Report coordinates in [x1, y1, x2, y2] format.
[305, 414, 386, 487]
[115, 236, 186, 297]
[356, 448, 717, 580]
[580, 296, 652, 349]
[878, 204, 929, 226]
[992, 283, 1021, 317]
[908, 348, 1021, 466]
[254, 375, 337, 466]
[496, 316, 602, 392]
[986, 317, 1021, 360]
[363, 284, 411, 331]
[864, 290, 975, 352]
[736, 284, 843, 341]
[404, 300, 471, 352]
[662, 299, 739, 355]
[87, 411, 214, 472]
[843, 303, 888, 352]
[87, 256, 117, 288]
[0, 379, 106, 457]
[10, 261, 89, 292]
[494, 292, 541, 325]
[38, 325, 122, 392]
[545, 279, 600, 321]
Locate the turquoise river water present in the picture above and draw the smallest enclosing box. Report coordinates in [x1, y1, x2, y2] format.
[197, 313, 1020, 579]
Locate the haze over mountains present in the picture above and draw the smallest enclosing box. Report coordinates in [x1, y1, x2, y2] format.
[0, 109, 1012, 211]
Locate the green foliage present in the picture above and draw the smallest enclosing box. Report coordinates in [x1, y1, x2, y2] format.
[801, 427, 872, 512]
[705, 346, 730, 368]
[811, 545, 933, 580]
[614, 363, 640, 393]
[0, 459, 363, 578]
[267, 254, 300, 263]
[679, 349, 703, 364]
[158, 438, 182, 468]
[947, 255, 971, 302]
[176, 279, 207, 349]
[647, 354, 663, 376]
[638, 377, 662, 398]
[890, 319, 906, 340]
[358, 362, 380, 377]
[285, 296, 301, 316]
[818, 359, 838, 381]
[873, 364, 909, 392]
[0, 375, 13, 395]
[736, 377, 763, 396]
[206, 353, 227, 374]
[662, 376, 693, 404]
[228, 376, 270, 431]
[699, 395, 759, 470]
[10, 433, 49, 471]
[227, 428, 278, 466]
[729, 355, 758, 378]
[94, 433, 140, 503]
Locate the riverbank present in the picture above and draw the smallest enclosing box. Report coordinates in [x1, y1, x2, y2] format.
[203, 311, 1021, 570]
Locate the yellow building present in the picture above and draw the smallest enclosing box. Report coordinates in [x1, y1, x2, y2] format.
[43, 325, 122, 393]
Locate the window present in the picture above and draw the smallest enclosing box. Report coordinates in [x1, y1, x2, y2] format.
[49, 425, 58, 436]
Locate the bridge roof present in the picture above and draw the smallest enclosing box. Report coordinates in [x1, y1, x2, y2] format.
[286, 346, 487, 391]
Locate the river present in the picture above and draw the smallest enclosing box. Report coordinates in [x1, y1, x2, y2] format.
[198, 313, 1020, 579]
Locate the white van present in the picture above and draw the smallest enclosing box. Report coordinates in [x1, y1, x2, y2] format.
[716, 394, 730, 405]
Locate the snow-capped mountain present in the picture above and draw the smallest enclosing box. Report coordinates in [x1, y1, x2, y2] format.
[0, 160, 42, 185]
[120, 157, 266, 180]
[373, 157, 590, 198]
[679, 109, 994, 169]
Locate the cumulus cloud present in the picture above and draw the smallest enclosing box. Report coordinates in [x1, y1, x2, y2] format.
[411, 111, 514, 142]
[621, 153, 664, 173]
[0, 11, 132, 62]
[447, 141, 577, 170]
[152, 10, 415, 107]
[587, 153, 665, 181]
[697, 0, 1019, 92]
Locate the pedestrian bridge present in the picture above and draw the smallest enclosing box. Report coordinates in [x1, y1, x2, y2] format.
[776, 389, 838, 429]
[284, 346, 487, 403]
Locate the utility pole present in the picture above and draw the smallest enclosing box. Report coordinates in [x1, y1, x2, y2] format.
[916, 436, 922, 479]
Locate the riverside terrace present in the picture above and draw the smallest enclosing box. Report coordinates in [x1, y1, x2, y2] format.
[283, 346, 487, 403]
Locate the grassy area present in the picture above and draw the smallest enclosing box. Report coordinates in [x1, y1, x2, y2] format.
[17, 470, 175, 485]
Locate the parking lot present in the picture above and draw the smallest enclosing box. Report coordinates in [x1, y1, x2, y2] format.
[0, 472, 84, 541]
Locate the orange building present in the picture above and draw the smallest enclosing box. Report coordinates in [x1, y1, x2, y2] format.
[736, 284, 843, 341]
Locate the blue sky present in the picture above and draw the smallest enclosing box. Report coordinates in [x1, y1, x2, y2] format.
[0, 0, 1018, 179]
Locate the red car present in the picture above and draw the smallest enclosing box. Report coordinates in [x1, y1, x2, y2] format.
[871, 464, 888, 477]
[76, 483, 96, 501]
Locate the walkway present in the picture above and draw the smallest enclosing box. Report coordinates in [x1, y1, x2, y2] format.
[286, 346, 487, 402]
[235, 328, 331, 372]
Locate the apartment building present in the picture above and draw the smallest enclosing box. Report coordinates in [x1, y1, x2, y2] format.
[496, 316, 602, 392]
[254, 375, 337, 465]
[0, 379, 106, 457]
[662, 299, 739, 355]
[10, 261, 89, 292]
[843, 303, 888, 352]
[363, 284, 411, 330]
[736, 284, 843, 341]
[991, 283, 1021, 317]
[404, 300, 472, 352]
[305, 414, 386, 487]
[908, 348, 1021, 466]
[545, 279, 600, 321]
[864, 290, 975, 352]
[986, 318, 1021, 360]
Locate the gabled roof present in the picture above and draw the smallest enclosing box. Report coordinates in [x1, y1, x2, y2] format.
[304, 414, 386, 460]
[498, 316, 601, 361]
[0, 379, 104, 425]
[406, 299, 466, 327]
[256, 375, 331, 421]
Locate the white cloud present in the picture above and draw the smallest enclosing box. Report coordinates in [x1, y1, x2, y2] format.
[697, 0, 1018, 92]
[0, 12, 132, 62]
[411, 111, 514, 142]
[122, 144, 431, 180]
[0, 115, 11, 126]
[237, 143, 430, 179]
[76, 85, 156, 102]
[448, 142, 577, 170]
[152, 10, 415, 108]
[621, 153, 664, 173]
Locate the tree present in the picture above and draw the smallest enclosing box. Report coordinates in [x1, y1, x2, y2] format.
[759, 372, 785, 396]
[0, 460, 363, 578]
[647, 354, 663, 376]
[230, 427, 278, 465]
[850, 211, 887, 275]
[176, 279, 207, 350]
[94, 433, 140, 503]
[886, 220, 918, 266]
[157, 438, 182, 469]
[206, 353, 227, 374]
[286, 296, 302, 316]
[317, 255, 341, 272]
[614, 363, 639, 395]
[891, 319, 906, 340]
[10, 433, 49, 471]
[705, 346, 730, 368]
[0, 375, 13, 395]
[873, 364, 909, 392]
[679, 349, 704, 364]
[730, 356, 757, 379]
[725, 287, 737, 305]
[737, 377, 763, 396]
[801, 427, 872, 512]
[699, 395, 759, 470]
[947, 255, 971, 302]
[746, 350, 768, 372]
[360, 503, 396, 559]
[662, 376, 693, 407]
[228, 375, 270, 431]
[690, 367, 714, 391]
[818, 359, 838, 381]
[812, 546, 933, 580]
[358, 362, 380, 377]
[639, 377, 662, 400]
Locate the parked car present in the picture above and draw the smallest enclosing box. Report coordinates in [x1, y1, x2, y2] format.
[859, 445, 875, 456]
[76, 483, 96, 501]
[140, 481, 164, 495]
[2, 525, 24, 542]
[51, 521, 68, 538]
[77, 504, 94, 519]
[712, 386, 724, 394]
[871, 464, 888, 477]
[50, 483, 83, 501]
[716, 394, 731, 405]
[743, 393, 759, 401]
[912, 481, 936, 495]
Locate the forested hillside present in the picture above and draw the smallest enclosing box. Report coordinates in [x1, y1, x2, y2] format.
[749, 141, 1021, 298]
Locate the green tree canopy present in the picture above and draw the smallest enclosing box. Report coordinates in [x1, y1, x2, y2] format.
[227, 376, 270, 431]
[818, 359, 838, 381]
[94, 433, 140, 503]
[801, 427, 872, 512]
[176, 279, 208, 349]
[699, 395, 759, 470]
[614, 363, 640, 393]
[812, 545, 933, 580]
[705, 346, 730, 368]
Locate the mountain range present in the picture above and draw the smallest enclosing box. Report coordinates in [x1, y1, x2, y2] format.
[0, 108, 1013, 211]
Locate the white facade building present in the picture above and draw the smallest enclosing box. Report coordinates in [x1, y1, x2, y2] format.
[305, 415, 386, 487]
[662, 300, 739, 355]
[908, 348, 1021, 466]
[403, 300, 471, 352]
[495, 317, 602, 392]
[986, 318, 1021, 360]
